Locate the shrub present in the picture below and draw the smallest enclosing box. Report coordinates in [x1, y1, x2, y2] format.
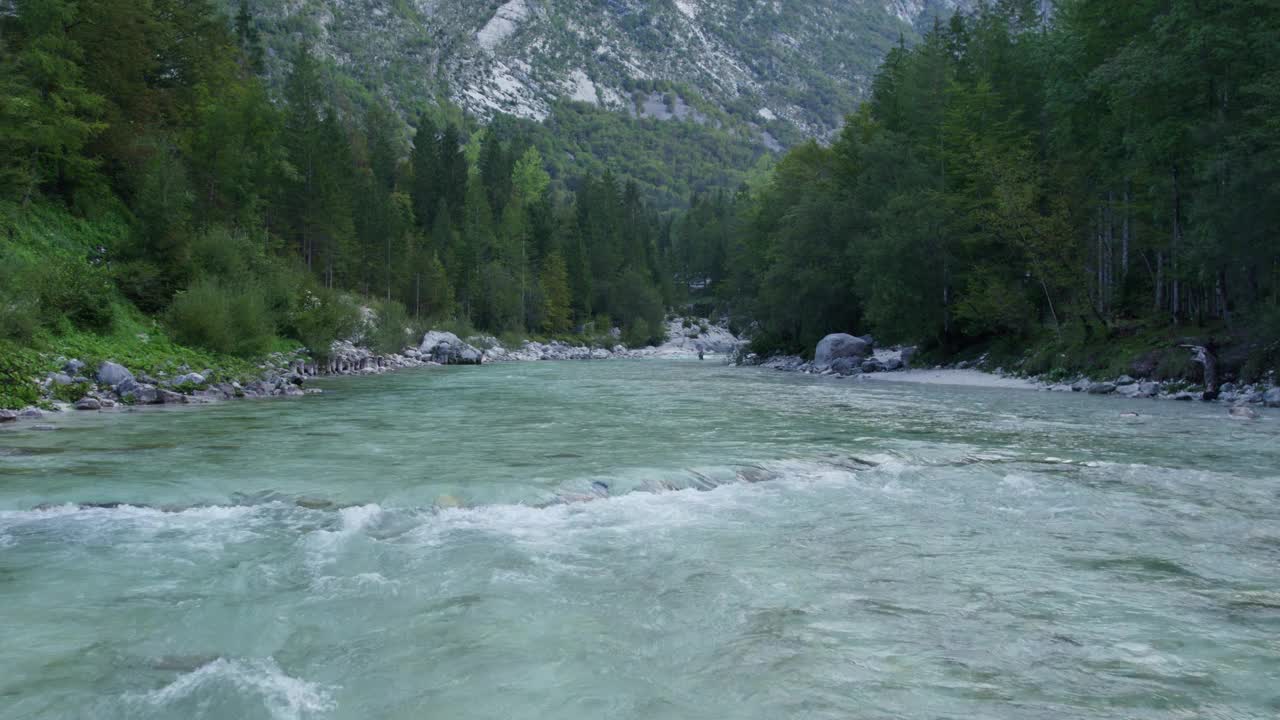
[38, 256, 115, 333]
[0, 252, 38, 343]
[167, 278, 275, 357]
[368, 300, 415, 354]
[286, 286, 360, 361]
[0, 341, 42, 409]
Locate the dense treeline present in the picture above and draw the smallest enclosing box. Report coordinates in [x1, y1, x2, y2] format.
[0, 0, 671, 359]
[678, 0, 1280, 377]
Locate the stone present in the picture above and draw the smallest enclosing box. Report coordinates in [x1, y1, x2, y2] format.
[881, 357, 904, 372]
[1136, 382, 1160, 398]
[1071, 379, 1089, 392]
[830, 357, 861, 376]
[1115, 375, 1136, 386]
[157, 389, 187, 405]
[1087, 382, 1116, 395]
[899, 347, 916, 367]
[173, 373, 206, 386]
[19, 407, 43, 419]
[1173, 392, 1196, 402]
[814, 334, 872, 368]
[50, 373, 75, 386]
[0, 409, 17, 422]
[1242, 391, 1264, 404]
[95, 361, 134, 387]
[1229, 406, 1259, 420]
[419, 331, 483, 365]
[62, 359, 86, 375]
[1264, 388, 1280, 408]
[74, 397, 102, 411]
[861, 358, 886, 374]
[1220, 382, 1237, 394]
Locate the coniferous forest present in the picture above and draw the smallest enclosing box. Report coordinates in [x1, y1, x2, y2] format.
[677, 0, 1280, 380]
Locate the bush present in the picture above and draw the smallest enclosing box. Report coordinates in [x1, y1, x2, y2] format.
[286, 286, 360, 360]
[167, 278, 275, 357]
[368, 300, 415, 354]
[0, 341, 42, 409]
[0, 252, 38, 343]
[38, 256, 115, 333]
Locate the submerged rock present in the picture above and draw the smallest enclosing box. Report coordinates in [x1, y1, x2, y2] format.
[814, 334, 872, 368]
[1265, 388, 1280, 408]
[1229, 406, 1259, 420]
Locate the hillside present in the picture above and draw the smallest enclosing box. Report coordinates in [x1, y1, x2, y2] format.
[240, 0, 963, 143]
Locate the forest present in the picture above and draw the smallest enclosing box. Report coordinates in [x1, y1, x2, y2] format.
[672, 0, 1280, 380]
[3, 0, 1279, 387]
[0, 0, 675, 373]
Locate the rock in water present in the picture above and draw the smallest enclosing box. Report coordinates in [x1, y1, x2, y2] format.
[1265, 388, 1280, 408]
[96, 361, 134, 387]
[419, 331, 484, 365]
[1087, 382, 1117, 395]
[0, 409, 17, 423]
[1229, 406, 1259, 420]
[814, 334, 872, 368]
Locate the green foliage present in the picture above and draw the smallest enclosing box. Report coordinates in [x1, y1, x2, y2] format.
[50, 380, 91, 404]
[35, 256, 115, 333]
[167, 278, 275, 358]
[368, 300, 415, 354]
[0, 341, 43, 409]
[286, 287, 360, 360]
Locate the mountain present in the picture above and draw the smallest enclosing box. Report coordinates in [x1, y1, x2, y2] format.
[240, 0, 964, 146]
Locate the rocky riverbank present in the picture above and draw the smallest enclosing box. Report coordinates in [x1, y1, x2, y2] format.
[741, 332, 1280, 413]
[0, 318, 748, 426]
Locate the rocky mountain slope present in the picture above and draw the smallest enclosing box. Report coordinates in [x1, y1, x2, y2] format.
[242, 0, 964, 144]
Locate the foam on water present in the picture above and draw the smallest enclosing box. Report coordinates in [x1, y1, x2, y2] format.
[130, 657, 334, 720]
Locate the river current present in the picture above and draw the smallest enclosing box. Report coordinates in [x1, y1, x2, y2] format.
[1, 360, 1278, 719]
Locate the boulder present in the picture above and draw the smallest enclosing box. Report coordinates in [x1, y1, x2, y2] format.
[881, 356, 904, 372]
[122, 384, 160, 405]
[814, 334, 872, 368]
[1220, 382, 1237, 394]
[1087, 382, 1117, 395]
[96, 361, 134, 387]
[830, 357, 861, 376]
[19, 407, 43, 419]
[157, 389, 187, 405]
[50, 372, 75, 386]
[1173, 391, 1196, 401]
[1136, 382, 1160, 398]
[74, 397, 102, 411]
[173, 372, 206, 386]
[1115, 375, 1136, 386]
[0, 409, 17, 423]
[899, 347, 917, 367]
[1229, 406, 1259, 420]
[63, 359, 86, 375]
[419, 331, 483, 365]
[861, 358, 886, 374]
[1071, 379, 1089, 392]
[1264, 388, 1280, 408]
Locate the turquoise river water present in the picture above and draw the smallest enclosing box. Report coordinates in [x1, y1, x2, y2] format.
[1, 359, 1278, 719]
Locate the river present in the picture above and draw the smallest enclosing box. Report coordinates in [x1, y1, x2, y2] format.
[1, 360, 1278, 719]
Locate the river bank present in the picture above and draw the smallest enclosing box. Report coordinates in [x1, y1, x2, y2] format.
[0, 317, 744, 426]
[742, 332, 1280, 413]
